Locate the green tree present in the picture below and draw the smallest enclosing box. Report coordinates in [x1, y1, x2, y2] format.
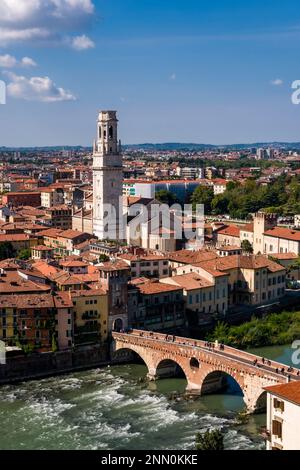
[51, 334, 58, 353]
[99, 254, 110, 262]
[211, 193, 230, 214]
[0, 242, 16, 260]
[17, 248, 31, 260]
[155, 190, 179, 206]
[241, 239, 253, 254]
[191, 186, 214, 212]
[195, 430, 224, 450]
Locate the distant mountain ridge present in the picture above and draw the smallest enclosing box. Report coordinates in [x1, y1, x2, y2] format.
[2, 142, 300, 151]
[123, 142, 300, 151]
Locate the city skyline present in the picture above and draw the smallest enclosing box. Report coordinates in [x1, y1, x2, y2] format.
[1, 0, 300, 146]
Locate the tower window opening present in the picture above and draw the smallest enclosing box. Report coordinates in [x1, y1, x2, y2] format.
[109, 126, 113, 139]
[99, 127, 101, 139]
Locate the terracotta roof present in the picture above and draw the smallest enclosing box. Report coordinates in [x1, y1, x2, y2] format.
[168, 249, 217, 265]
[264, 227, 300, 242]
[58, 229, 87, 239]
[217, 224, 240, 237]
[36, 228, 62, 237]
[52, 272, 85, 286]
[264, 381, 300, 406]
[71, 288, 106, 298]
[32, 260, 60, 276]
[0, 293, 54, 309]
[271, 253, 298, 260]
[53, 292, 73, 308]
[60, 260, 88, 268]
[32, 245, 53, 251]
[97, 260, 129, 272]
[136, 280, 182, 295]
[0, 270, 51, 294]
[217, 245, 241, 251]
[0, 234, 32, 242]
[167, 272, 213, 290]
[118, 253, 168, 262]
[241, 223, 254, 233]
[195, 254, 285, 273]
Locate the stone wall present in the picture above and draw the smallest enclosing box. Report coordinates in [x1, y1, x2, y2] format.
[0, 344, 109, 385]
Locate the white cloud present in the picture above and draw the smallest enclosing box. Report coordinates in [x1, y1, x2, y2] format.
[0, 54, 17, 67]
[271, 78, 283, 86]
[0, 0, 95, 47]
[4, 71, 76, 102]
[71, 34, 94, 50]
[0, 54, 37, 68]
[0, 0, 94, 22]
[21, 57, 37, 67]
[170, 73, 176, 80]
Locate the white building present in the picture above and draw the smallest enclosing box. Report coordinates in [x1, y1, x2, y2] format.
[93, 111, 123, 240]
[264, 381, 300, 450]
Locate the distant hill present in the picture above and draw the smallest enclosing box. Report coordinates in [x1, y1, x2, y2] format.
[0, 146, 92, 152]
[123, 142, 300, 151]
[2, 141, 300, 152]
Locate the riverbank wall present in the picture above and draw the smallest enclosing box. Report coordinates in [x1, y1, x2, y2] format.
[0, 343, 110, 385]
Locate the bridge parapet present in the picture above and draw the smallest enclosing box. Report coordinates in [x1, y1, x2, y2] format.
[112, 329, 299, 413]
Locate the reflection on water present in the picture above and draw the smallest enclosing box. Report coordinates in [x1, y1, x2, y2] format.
[0, 344, 293, 451]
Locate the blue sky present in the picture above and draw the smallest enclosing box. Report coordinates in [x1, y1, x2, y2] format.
[1, 0, 300, 146]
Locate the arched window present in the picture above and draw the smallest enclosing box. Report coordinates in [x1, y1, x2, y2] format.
[109, 125, 113, 139]
[190, 357, 200, 369]
[99, 126, 102, 139]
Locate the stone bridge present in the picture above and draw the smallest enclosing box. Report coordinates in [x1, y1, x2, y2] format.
[112, 329, 300, 412]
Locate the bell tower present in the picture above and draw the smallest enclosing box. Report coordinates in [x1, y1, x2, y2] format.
[93, 111, 123, 240]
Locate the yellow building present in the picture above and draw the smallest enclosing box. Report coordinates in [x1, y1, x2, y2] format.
[0, 303, 16, 345]
[71, 289, 108, 346]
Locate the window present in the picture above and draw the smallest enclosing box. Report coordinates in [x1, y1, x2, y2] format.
[274, 398, 284, 412]
[272, 420, 282, 439]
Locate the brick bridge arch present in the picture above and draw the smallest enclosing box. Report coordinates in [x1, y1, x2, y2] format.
[112, 330, 299, 413]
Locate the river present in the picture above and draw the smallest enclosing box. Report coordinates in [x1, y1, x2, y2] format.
[0, 344, 295, 450]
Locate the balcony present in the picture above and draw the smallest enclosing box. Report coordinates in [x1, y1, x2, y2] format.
[75, 324, 99, 334]
[82, 313, 100, 320]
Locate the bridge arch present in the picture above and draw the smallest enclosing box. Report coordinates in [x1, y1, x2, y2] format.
[113, 345, 157, 378]
[253, 390, 267, 413]
[201, 369, 244, 399]
[155, 358, 188, 381]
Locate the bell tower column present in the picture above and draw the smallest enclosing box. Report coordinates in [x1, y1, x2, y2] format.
[93, 110, 123, 240]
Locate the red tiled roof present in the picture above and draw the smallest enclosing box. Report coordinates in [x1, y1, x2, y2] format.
[264, 227, 300, 242]
[167, 272, 213, 290]
[264, 381, 300, 406]
[217, 225, 240, 237]
[195, 254, 285, 273]
[136, 280, 182, 295]
[168, 249, 217, 265]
